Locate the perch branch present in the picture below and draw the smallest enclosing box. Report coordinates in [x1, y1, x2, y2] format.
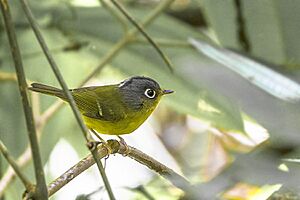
[48, 140, 192, 197]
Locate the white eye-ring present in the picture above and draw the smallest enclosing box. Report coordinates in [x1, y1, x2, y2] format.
[144, 88, 156, 99]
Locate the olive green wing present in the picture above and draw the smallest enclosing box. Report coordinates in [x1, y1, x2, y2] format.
[71, 86, 126, 122]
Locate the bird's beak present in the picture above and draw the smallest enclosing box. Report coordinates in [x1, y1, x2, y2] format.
[162, 89, 174, 95]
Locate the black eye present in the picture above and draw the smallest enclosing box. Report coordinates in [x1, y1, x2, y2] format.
[144, 88, 156, 99]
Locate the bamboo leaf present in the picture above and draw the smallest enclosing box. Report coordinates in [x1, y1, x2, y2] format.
[189, 38, 300, 102]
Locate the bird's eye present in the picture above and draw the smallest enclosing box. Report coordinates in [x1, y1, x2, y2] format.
[144, 88, 156, 99]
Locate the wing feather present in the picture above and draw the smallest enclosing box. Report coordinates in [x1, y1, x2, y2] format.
[71, 86, 125, 122]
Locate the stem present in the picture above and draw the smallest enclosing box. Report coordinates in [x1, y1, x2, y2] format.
[90, 151, 115, 200]
[110, 0, 173, 73]
[0, 141, 32, 189]
[0, 0, 48, 199]
[132, 38, 191, 48]
[0, 145, 32, 197]
[132, 0, 176, 32]
[99, 0, 128, 32]
[19, 0, 116, 199]
[92, 157, 115, 200]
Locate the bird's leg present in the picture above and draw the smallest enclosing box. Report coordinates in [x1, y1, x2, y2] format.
[90, 129, 105, 143]
[117, 136, 131, 156]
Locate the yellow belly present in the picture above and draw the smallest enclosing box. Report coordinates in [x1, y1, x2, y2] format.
[82, 110, 152, 135]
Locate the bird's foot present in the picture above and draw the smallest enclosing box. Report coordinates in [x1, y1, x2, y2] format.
[89, 129, 112, 156]
[86, 140, 113, 161]
[117, 136, 131, 156]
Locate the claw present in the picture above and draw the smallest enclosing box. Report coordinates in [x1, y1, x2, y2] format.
[89, 129, 113, 155]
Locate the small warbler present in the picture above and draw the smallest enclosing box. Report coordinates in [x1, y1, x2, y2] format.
[29, 76, 173, 136]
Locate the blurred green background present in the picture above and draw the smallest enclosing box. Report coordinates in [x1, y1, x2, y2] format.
[1, 0, 300, 199]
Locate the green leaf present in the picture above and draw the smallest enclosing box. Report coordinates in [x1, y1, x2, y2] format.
[189, 38, 300, 102]
[199, 0, 300, 67]
[242, 0, 300, 67]
[199, 0, 242, 49]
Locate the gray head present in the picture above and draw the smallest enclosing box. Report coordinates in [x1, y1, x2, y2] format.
[118, 76, 173, 110]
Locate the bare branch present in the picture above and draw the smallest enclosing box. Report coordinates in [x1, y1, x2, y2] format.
[48, 140, 193, 197]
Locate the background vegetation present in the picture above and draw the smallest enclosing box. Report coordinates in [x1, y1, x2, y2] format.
[1, 0, 300, 199]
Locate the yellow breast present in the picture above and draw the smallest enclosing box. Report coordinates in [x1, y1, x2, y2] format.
[82, 106, 155, 135]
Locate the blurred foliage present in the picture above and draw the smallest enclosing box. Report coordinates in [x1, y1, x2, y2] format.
[1, 0, 300, 199]
[222, 183, 282, 200]
[199, 0, 300, 68]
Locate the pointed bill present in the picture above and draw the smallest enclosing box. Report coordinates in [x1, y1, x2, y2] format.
[163, 89, 174, 95]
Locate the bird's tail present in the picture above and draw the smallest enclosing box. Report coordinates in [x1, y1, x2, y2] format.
[29, 83, 66, 100]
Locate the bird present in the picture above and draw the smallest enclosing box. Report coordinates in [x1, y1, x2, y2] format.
[29, 76, 173, 138]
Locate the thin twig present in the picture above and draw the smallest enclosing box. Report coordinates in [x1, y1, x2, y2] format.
[48, 140, 193, 197]
[0, 1, 48, 199]
[99, 0, 128, 32]
[0, 145, 32, 197]
[110, 0, 174, 73]
[132, 38, 192, 48]
[19, 0, 116, 199]
[0, 141, 32, 190]
[0, 120, 43, 197]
